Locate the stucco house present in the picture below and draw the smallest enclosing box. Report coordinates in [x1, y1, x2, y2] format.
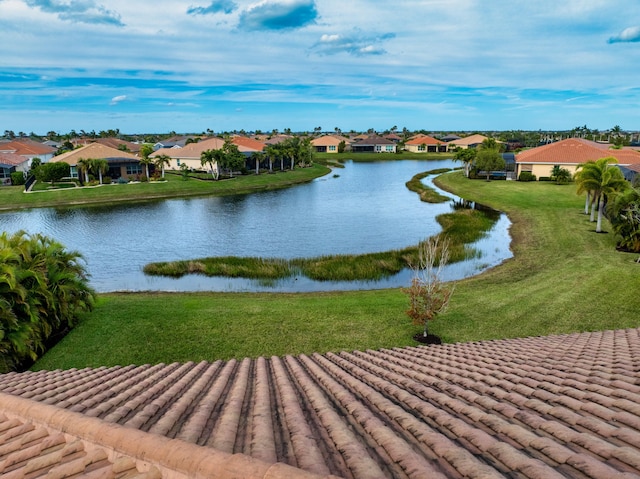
[515, 138, 640, 180]
[50, 143, 142, 181]
[0, 138, 57, 165]
[404, 134, 447, 153]
[446, 134, 492, 150]
[0, 152, 30, 185]
[351, 135, 397, 153]
[311, 135, 349, 153]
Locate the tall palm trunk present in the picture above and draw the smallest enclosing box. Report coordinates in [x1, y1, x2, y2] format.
[596, 195, 605, 233]
[584, 192, 590, 215]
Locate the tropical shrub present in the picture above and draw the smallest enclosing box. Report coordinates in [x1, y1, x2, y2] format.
[519, 171, 536, 182]
[0, 231, 96, 372]
[10, 171, 25, 186]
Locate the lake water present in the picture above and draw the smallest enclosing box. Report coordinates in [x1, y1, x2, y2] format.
[0, 159, 512, 292]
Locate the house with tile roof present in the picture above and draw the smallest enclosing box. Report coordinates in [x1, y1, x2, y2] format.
[404, 134, 447, 153]
[310, 135, 349, 153]
[73, 137, 142, 154]
[351, 135, 397, 153]
[2, 328, 640, 478]
[50, 143, 142, 181]
[446, 134, 492, 150]
[0, 139, 57, 164]
[515, 138, 640, 180]
[0, 153, 30, 185]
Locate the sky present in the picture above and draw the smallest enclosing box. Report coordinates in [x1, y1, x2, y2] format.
[1, 0, 640, 135]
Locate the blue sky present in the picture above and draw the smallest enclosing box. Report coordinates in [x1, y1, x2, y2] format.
[1, 0, 639, 135]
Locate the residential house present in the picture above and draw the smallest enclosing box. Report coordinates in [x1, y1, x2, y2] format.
[404, 134, 447, 153]
[311, 135, 349, 153]
[0, 138, 57, 166]
[50, 143, 142, 181]
[351, 135, 397, 153]
[0, 152, 29, 185]
[73, 137, 142, 154]
[446, 134, 491, 150]
[2, 328, 640, 478]
[515, 138, 640, 180]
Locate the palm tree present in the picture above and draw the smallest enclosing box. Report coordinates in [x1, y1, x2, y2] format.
[250, 151, 264, 175]
[200, 149, 223, 180]
[265, 145, 278, 173]
[76, 158, 91, 184]
[607, 186, 640, 254]
[154, 154, 171, 178]
[91, 158, 109, 184]
[575, 157, 629, 232]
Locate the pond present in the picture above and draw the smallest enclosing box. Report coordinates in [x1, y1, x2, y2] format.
[0, 159, 512, 292]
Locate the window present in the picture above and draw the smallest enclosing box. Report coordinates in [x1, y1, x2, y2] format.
[375, 145, 382, 152]
[418, 145, 426, 151]
[329, 145, 336, 151]
[69, 166, 78, 178]
[177, 159, 181, 166]
[0, 167, 10, 179]
[386, 145, 394, 152]
[126, 164, 143, 175]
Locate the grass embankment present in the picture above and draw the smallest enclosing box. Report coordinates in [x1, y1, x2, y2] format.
[33, 171, 640, 370]
[0, 164, 330, 211]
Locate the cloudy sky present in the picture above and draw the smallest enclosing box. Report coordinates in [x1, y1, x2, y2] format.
[1, 0, 639, 135]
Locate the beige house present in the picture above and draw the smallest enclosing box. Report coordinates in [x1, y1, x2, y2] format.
[404, 134, 447, 153]
[311, 135, 349, 153]
[515, 138, 640, 180]
[446, 134, 491, 150]
[51, 143, 141, 180]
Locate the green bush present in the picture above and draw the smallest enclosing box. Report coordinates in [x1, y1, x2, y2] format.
[103, 176, 112, 184]
[519, 171, 536, 182]
[538, 176, 551, 182]
[10, 171, 25, 185]
[0, 231, 96, 372]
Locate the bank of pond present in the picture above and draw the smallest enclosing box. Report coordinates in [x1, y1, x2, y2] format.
[0, 159, 512, 292]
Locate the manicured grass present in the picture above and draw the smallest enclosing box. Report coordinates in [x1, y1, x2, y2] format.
[32, 171, 640, 370]
[405, 168, 453, 203]
[0, 164, 330, 211]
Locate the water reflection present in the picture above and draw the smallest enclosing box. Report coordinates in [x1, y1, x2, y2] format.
[0, 160, 512, 292]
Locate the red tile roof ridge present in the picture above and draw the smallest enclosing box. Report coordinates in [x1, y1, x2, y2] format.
[0, 391, 341, 479]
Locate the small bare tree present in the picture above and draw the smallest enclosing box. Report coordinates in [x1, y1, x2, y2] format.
[403, 236, 455, 339]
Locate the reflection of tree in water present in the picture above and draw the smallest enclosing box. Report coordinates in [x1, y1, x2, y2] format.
[450, 198, 501, 221]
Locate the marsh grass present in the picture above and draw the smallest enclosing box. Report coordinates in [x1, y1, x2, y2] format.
[143, 205, 498, 282]
[405, 168, 453, 203]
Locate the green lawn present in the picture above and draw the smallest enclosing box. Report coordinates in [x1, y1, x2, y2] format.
[0, 164, 330, 211]
[32, 171, 640, 370]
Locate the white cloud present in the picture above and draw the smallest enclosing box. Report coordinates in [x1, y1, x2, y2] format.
[608, 26, 640, 43]
[110, 95, 127, 105]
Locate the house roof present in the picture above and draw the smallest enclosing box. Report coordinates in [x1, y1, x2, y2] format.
[311, 135, 346, 147]
[0, 152, 29, 167]
[74, 138, 142, 153]
[3, 328, 640, 479]
[151, 138, 225, 159]
[50, 143, 139, 166]
[446, 134, 490, 147]
[405, 134, 444, 146]
[0, 139, 56, 157]
[516, 138, 640, 165]
[353, 135, 396, 145]
[232, 136, 267, 152]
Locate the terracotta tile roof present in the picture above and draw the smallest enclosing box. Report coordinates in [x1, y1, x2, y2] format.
[405, 134, 444, 145]
[154, 137, 225, 159]
[0, 153, 28, 167]
[517, 138, 640, 165]
[3, 328, 640, 478]
[51, 143, 138, 166]
[232, 136, 266, 152]
[73, 138, 142, 154]
[0, 139, 56, 156]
